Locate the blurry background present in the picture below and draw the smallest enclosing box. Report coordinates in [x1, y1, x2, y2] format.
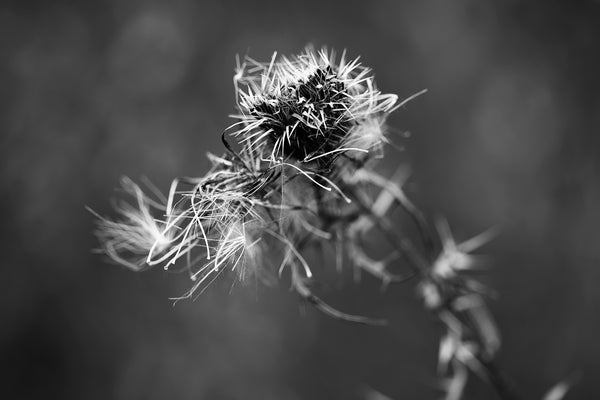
[1, 0, 599, 399]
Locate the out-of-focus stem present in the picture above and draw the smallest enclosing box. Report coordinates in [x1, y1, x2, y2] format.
[351, 185, 523, 400]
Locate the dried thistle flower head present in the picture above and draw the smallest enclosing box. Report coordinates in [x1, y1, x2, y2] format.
[148, 153, 269, 294]
[231, 47, 398, 169]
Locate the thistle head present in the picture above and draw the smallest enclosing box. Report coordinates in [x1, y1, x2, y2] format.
[153, 154, 265, 277]
[231, 47, 398, 170]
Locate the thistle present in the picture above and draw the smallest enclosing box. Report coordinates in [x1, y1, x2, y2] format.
[90, 47, 568, 400]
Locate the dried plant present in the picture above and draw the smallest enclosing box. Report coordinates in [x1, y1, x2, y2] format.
[90, 47, 571, 400]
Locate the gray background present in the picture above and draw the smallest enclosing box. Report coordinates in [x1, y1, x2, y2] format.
[2, 0, 599, 399]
